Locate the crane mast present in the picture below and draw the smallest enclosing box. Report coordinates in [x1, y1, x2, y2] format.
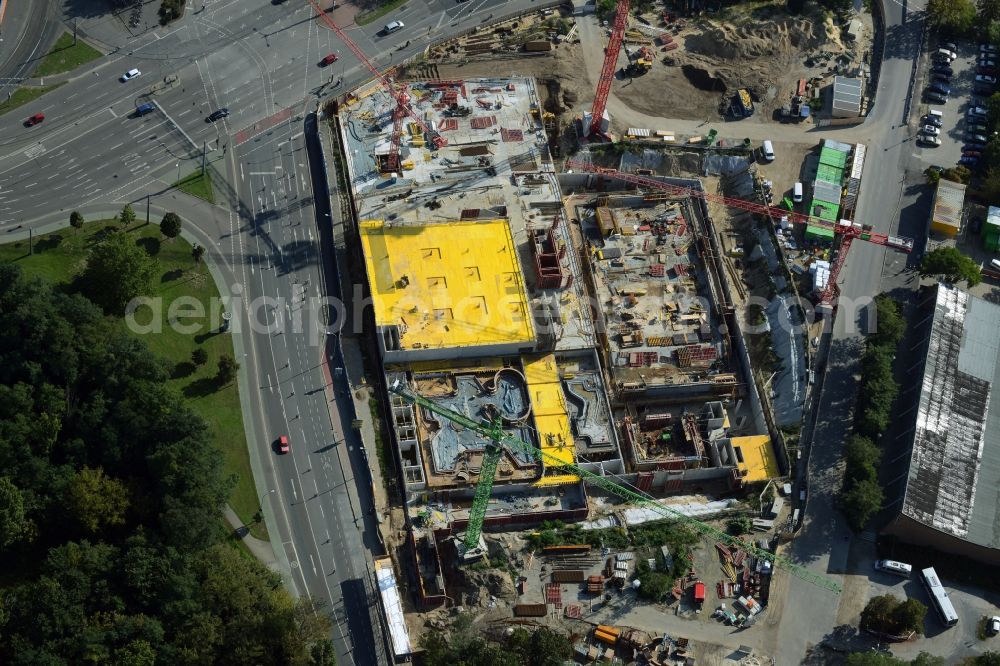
[389, 380, 841, 592]
[588, 0, 630, 138]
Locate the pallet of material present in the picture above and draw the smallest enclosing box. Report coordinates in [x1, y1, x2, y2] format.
[523, 40, 553, 52]
[662, 42, 679, 51]
[543, 544, 592, 556]
[551, 569, 586, 583]
[514, 604, 548, 617]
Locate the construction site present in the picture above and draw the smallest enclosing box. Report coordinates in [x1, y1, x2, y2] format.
[318, 1, 886, 663]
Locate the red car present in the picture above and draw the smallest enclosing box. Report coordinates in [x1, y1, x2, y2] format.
[24, 113, 45, 126]
[964, 150, 983, 158]
[278, 435, 290, 454]
[320, 53, 338, 66]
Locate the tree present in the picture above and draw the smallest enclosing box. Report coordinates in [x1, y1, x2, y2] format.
[0, 476, 33, 549]
[890, 597, 928, 635]
[871, 294, 905, 347]
[192, 244, 206, 264]
[926, 0, 976, 33]
[941, 165, 972, 184]
[983, 0, 1000, 24]
[861, 594, 899, 632]
[988, 92, 1000, 131]
[989, 20, 1000, 48]
[81, 231, 158, 314]
[726, 516, 753, 535]
[844, 435, 881, 484]
[68, 466, 130, 533]
[69, 211, 84, 234]
[845, 653, 909, 666]
[309, 639, 337, 666]
[159, 212, 182, 239]
[119, 203, 137, 229]
[842, 478, 884, 530]
[191, 347, 208, 366]
[217, 354, 239, 385]
[919, 247, 982, 286]
[983, 167, 1000, 204]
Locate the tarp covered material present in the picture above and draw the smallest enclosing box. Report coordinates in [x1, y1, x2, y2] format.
[805, 225, 835, 241]
[820, 147, 849, 169]
[816, 163, 843, 185]
[812, 200, 841, 223]
[375, 557, 412, 658]
[580, 497, 736, 530]
[813, 179, 842, 206]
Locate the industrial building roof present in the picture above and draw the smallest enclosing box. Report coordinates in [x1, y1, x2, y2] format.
[931, 180, 966, 233]
[813, 180, 842, 207]
[901, 284, 1000, 548]
[832, 76, 863, 116]
[359, 218, 534, 351]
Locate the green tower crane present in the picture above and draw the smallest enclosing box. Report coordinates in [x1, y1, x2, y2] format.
[388, 380, 841, 593]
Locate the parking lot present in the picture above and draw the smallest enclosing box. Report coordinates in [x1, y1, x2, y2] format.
[916, 41, 999, 169]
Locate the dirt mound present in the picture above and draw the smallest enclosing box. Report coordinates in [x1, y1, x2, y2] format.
[452, 567, 518, 608]
[684, 16, 822, 61]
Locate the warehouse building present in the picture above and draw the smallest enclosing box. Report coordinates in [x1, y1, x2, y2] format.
[883, 284, 1000, 564]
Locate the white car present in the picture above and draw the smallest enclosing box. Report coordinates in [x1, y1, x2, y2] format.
[921, 125, 940, 136]
[977, 74, 998, 84]
[383, 20, 404, 34]
[120, 68, 141, 82]
[980, 57, 997, 67]
[968, 106, 989, 118]
[989, 616, 1000, 636]
[917, 135, 941, 147]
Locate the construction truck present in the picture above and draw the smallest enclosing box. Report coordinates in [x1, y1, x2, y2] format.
[730, 88, 754, 119]
[624, 46, 653, 77]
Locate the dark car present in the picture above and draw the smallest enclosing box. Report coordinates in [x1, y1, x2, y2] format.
[136, 102, 155, 116]
[930, 81, 952, 95]
[924, 89, 948, 103]
[979, 66, 998, 75]
[941, 42, 958, 52]
[960, 155, 980, 166]
[24, 112, 45, 127]
[974, 84, 995, 95]
[932, 73, 952, 85]
[964, 150, 983, 158]
[932, 65, 954, 76]
[924, 115, 943, 127]
[206, 108, 229, 122]
[320, 53, 338, 66]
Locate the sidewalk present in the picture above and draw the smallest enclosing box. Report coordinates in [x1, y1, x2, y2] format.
[224, 505, 280, 571]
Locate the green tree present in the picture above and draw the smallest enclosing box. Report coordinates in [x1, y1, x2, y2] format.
[843, 478, 884, 530]
[309, 639, 337, 666]
[68, 466, 129, 533]
[191, 347, 208, 366]
[70, 211, 84, 234]
[192, 244, 206, 264]
[845, 653, 909, 666]
[726, 516, 753, 535]
[81, 231, 158, 314]
[216, 354, 239, 385]
[861, 593, 899, 632]
[871, 294, 905, 347]
[989, 20, 1000, 47]
[508, 627, 573, 666]
[0, 476, 33, 548]
[983, 0, 1000, 24]
[982, 167, 1000, 204]
[119, 203, 137, 229]
[926, 0, 976, 33]
[844, 435, 881, 484]
[114, 639, 157, 666]
[890, 597, 928, 635]
[919, 247, 982, 286]
[159, 212, 181, 239]
[910, 653, 946, 666]
[941, 165, 972, 184]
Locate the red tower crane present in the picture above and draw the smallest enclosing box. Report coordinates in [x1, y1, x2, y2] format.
[588, 0, 630, 138]
[565, 160, 914, 309]
[306, 0, 446, 173]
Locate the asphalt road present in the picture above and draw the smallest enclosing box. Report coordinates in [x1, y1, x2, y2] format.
[0, 0, 62, 93]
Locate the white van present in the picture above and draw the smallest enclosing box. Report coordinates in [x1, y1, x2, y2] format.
[793, 182, 803, 203]
[875, 559, 913, 578]
[928, 109, 943, 121]
[991, 258, 1000, 271]
[762, 140, 775, 162]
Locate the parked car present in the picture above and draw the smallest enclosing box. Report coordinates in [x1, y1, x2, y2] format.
[968, 106, 989, 118]
[961, 155, 981, 166]
[917, 135, 942, 147]
[932, 64, 954, 76]
[979, 66, 998, 75]
[924, 114, 943, 127]
[982, 44, 999, 54]
[974, 84, 995, 95]
[989, 616, 1000, 636]
[930, 81, 952, 95]
[932, 73, 952, 85]
[320, 53, 338, 66]
[135, 102, 156, 116]
[120, 68, 141, 82]
[925, 90, 948, 104]
[966, 132, 988, 143]
[23, 112, 45, 126]
[968, 123, 989, 133]
[278, 435, 290, 454]
[977, 74, 998, 84]
[922, 125, 941, 136]
[964, 150, 983, 158]
[936, 48, 958, 60]
[206, 108, 229, 122]
[941, 42, 958, 52]
[980, 57, 997, 67]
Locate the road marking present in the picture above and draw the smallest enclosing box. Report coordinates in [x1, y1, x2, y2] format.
[290, 479, 298, 501]
[240, 162, 245, 181]
[108, 107, 118, 118]
[309, 553, 317, 576]
[249, 171, 277, 175]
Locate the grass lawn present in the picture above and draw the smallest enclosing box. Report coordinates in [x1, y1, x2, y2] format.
[0, 219, 265, 539]
[355, 0, 407, 26]
[34, 31, 103, 78]
[0, 83, 65, 117]
[173, 169, 216, 204]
